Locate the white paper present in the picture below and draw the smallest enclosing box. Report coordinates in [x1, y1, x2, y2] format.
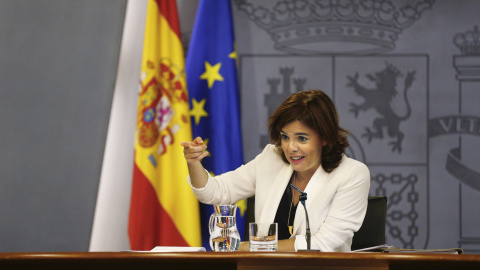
[352, 244, 394, 252]
[150, 246, 206, 252]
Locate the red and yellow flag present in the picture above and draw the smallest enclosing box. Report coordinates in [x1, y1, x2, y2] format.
[128, 0, 200, 250]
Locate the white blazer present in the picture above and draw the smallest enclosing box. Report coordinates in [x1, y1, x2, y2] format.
[189, 144, 370, 251]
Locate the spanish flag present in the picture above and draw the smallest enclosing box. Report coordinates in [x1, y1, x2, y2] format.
[128, 0, 201, 250]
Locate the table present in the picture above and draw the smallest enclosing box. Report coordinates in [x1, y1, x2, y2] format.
[1, 251, 480, 270]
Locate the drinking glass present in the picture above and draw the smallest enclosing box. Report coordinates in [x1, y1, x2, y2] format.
[249, 222, 278, 252]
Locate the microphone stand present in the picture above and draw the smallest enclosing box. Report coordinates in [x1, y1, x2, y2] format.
[290, 183, 318, 251]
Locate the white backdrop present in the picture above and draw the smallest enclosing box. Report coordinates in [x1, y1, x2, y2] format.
[89, 0, 147, 251]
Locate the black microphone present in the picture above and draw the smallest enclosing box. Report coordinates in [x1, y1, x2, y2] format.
[290, 183, 319, 251]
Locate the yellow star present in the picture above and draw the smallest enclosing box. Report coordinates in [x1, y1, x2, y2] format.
[200, 61, 224, 89]
[236, 199, 247, 217]
[229, 44, 238, 67]
[190, 98, 208, 125]
[228, 49, 237, 60]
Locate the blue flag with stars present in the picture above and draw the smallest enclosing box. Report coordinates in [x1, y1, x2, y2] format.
[186, 0, 246, 250]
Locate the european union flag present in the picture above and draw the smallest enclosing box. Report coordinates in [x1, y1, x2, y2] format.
[185, 0, 246, 250]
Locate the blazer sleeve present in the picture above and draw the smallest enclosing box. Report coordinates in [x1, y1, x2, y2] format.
[187, 145, 273, 204]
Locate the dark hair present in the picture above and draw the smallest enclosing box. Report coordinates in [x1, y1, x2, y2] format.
[267, 90, 349, 173]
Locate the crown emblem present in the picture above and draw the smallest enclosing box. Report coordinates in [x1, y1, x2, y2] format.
[234, 0, 435, 55]
[454, 25, 480, 56]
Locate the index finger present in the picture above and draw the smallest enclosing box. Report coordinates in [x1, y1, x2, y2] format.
[193, 136, 204, 144]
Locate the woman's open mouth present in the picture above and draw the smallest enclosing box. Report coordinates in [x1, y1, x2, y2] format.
[290, 156, 305, 163]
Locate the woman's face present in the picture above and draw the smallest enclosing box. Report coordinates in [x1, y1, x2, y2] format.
[280, 120, 324, 178]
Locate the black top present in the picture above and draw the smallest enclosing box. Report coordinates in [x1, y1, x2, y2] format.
[274, 180, 298, 240]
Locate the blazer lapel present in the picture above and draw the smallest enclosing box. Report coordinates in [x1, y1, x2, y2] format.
[258, 165, 293, 223]
[292, 166, 329, 235]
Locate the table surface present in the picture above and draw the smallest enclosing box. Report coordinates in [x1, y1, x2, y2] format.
[1, 251, 479, 270]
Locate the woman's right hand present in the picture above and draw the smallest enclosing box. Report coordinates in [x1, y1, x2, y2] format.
[180, 137, 209, 188]
[180, 136, 209, 164]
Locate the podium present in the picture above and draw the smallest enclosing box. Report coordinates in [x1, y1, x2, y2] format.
[1, 251, 480, 270]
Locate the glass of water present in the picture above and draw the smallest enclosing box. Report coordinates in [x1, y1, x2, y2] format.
[249, 222, 278, 252]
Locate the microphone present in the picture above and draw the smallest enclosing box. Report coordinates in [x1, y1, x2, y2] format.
[290, 183, 319, 251]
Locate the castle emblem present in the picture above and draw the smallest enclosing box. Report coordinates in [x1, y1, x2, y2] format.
[261, 66, 306, 147]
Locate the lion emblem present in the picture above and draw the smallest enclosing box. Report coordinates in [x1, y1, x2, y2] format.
[347, 63, 416, 153]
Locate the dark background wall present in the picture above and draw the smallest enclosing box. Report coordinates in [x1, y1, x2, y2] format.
[0, 0, 127, 252]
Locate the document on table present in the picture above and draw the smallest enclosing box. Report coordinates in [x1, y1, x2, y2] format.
[150, 246, 206, 252]
[352, 244, 394, 252]
[124, 246, 206, 252]
[353, 244, 463, 254]
[381, 247, 463, 254]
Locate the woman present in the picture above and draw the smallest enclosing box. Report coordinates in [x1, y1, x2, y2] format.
[181, 90, 370, 252]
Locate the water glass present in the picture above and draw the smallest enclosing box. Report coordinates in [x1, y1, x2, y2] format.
[249, 222, 278, 252]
